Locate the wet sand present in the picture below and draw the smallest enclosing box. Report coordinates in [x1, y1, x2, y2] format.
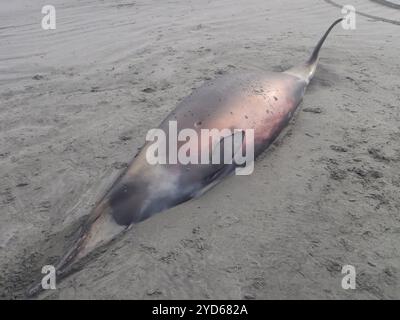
[0, 0, 399, 299]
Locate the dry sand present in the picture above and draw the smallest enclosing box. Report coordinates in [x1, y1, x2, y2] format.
[0, 0, 399, 299]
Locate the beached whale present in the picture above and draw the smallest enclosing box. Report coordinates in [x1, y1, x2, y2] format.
[27, 18, 343, 296]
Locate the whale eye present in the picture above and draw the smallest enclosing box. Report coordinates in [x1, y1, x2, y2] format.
[109, 181, 147, 225]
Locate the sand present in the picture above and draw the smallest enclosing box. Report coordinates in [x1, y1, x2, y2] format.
[0, 0, 399, 299]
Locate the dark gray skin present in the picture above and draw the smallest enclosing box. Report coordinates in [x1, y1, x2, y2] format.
[27, 19, 343, 296]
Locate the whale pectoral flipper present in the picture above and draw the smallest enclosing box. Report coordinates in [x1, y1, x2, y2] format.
[210, 130, 246, 166]
[194, 130, 246, 198]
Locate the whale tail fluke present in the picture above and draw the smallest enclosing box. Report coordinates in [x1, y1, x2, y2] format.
[307, 18, 343, 67]
[284, 18, 343, 83]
